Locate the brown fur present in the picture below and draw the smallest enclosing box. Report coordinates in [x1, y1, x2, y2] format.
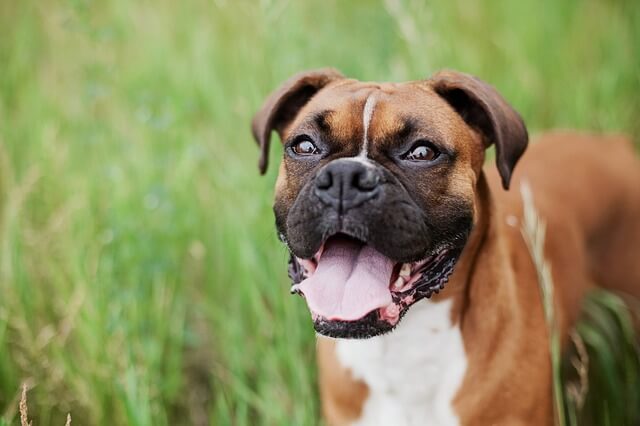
[252, 70, 640, 425]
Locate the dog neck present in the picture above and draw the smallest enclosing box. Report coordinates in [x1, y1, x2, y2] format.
[448, 172, 550, 423]
[438, 170, 526, 345]
[430, 171, 495, 317]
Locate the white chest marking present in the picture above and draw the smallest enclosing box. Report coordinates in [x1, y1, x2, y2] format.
[334, 299, 467, 426]
[360, 95, 377, 157]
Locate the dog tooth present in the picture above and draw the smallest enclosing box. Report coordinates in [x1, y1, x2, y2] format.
[393, 276, 405, 290]
[399, 263, 411, 278]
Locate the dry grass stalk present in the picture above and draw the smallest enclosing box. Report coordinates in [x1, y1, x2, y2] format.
[566, 330, 589, 411]
[17, 383, 72, 426]
[19, 384, 32, 426]
[520, 181, 565, 426]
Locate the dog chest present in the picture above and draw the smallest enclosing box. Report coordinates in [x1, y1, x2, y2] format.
[334, 299, 467, 426]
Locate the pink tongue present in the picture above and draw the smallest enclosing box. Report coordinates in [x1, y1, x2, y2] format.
[294, 239, 394, 321]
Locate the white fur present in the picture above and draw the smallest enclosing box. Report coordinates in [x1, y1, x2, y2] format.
[334, 299, 467, 426]
[505, 215, 519, 228]
[343, 156, 376, 168]
[360, 95, 377, 157]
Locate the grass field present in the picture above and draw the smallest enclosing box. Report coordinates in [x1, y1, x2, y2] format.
[1, 0, 639, 424]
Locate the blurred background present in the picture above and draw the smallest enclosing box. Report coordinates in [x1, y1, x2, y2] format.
[0, 0, 638, 424]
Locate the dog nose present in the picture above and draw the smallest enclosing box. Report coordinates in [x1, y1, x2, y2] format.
[314, 159, 380, 212]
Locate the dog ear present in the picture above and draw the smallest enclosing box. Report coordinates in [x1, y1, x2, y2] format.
[428, 70, 528, 190]
[251, 68, 344, 174]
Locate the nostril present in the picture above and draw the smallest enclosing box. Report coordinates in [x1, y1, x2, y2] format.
[354, 170, 379, 191]
[315, 170, 332, 190]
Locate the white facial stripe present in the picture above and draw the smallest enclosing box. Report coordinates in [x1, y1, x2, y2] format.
[343, 156, 376, 168]
[360, 95, 377, 157]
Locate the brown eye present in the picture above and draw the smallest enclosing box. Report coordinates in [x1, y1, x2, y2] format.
[405, 142, 439, 161]
[291, 139, 320, 156]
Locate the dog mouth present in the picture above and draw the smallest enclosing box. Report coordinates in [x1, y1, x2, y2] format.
[288, 233, 462, 338]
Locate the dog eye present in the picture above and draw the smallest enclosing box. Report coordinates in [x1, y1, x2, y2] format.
[291, 138, 320, 156]
[405, 142, 439, 162]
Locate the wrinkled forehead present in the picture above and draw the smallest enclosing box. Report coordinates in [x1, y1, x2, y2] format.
[285, 80, 466, 152]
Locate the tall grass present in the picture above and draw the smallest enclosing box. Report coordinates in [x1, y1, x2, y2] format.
[572, 291, 640, 425]
[1, 0, 639, 424]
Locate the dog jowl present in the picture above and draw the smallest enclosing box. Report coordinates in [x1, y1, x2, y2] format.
[251, 69, 527, 338]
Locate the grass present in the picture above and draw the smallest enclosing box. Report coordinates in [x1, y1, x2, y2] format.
[0, 0, 639, 424]
[572, 291, 640, 425]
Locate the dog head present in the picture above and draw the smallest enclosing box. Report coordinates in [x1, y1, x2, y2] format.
[252, 69, 527, 338]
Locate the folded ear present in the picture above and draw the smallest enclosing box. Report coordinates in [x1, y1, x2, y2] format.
[251, 68, 344, 174]
[428, 70, 528, 189]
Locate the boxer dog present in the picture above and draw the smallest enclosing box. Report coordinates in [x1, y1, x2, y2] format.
[251, 69, 640, 425]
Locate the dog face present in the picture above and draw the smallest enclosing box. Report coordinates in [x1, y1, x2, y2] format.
[252, 69, 527, 338]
